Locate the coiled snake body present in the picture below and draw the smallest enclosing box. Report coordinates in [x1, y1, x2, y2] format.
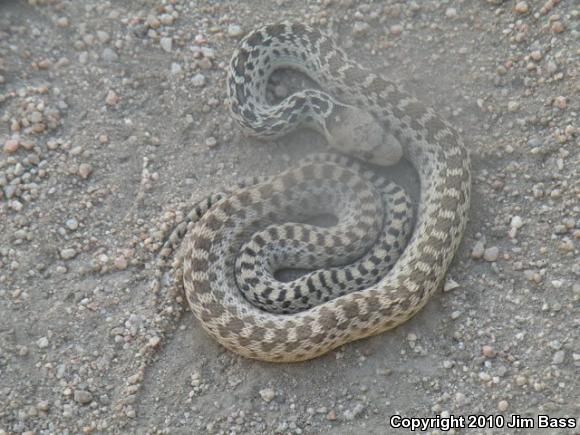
[180, 22, 471, 362]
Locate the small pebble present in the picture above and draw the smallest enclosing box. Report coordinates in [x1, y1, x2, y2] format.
[514, 2, 529, 13]
[114, 256, 128, 270]
[390, 25, 403, 35]
[205, 137, 217, 148]
[78, 163, 92, 179]
[445, 8, 457, 18]
[552, 350, 565, 364]
[482, 345, 496, 358]
[479, 372, 491, 382]
[65, 218, 79, 230]
[56, 17, 69, 27]
[550, 21, 565, 33]
[96, 30, 110, 43]
[160, 37, 172, 52]
[192, 73, 206, 87]
[60, 248, 77, 260]
[37, 337, 49, 348]
[471, 241, 485, 259]
[259, 388, 276, 402]
[74, 390, 93, 405]
[498, 400, 509, 412]
[105, 90, 119, 106]
[3, 139, 19, 153]
[483, 246, 499, 262]
[553, 96, 567, 110]
[37, 401, 50, 412]
[171, 63, 182, 75]
[344, 403, 365, 421]
[443, 278, 460, 292]
[507, 101, 520, 112]
[227, 24, 244, 38]
[352, 22, 370, 37]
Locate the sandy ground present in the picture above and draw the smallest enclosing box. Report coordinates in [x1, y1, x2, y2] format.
[0, 0, 578, 434]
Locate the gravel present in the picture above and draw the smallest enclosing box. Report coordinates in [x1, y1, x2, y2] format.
[0, 1, 577, 433]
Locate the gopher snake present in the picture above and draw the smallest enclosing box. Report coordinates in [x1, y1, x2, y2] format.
[177, 22, 470, 362]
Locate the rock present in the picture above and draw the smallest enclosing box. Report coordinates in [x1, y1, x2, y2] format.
[78, 163, 92, 179]
[352, 22, 370, 37]
[497, 400, 509, 412]
[550, 21, 565, 33]
[192, 73, 206, 87]
[259, 388, 276, 402]
[37, 400, 50, 411]
[96, 30, 110, 43]
[160, 37, 172, 52]
[60, 248, 77, 260]
[553, 96, 567, 110]
[56, 17, 69, 27]
[105, 90, 119, 106]
[443, 278, 460, 292]
[445, 8, 458, 18]
[114, 256, 128, 270]
[552, 350, 565, 364]
[390, 25, 403, 35]
[344, 403, 365, 421]
[65, 218, 79, 230]
[507, 101, 520, 112]
[514, 2, 529, 13]
[171, 62, 182, 75]
[471, 241, 485, 259]
[74, 390, 93, 405]
[483, 246, 499, 262]
[509, 216, 524, 238]
[3, 139, 20, 153]
[37, 337, 49, 348]
[227, 24, 243, 38]
[482, 345, 496, 358]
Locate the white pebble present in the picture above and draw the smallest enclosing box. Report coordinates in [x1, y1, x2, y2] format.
[65, 218, 79, 230]
[228, 24, 243, 38]
[192, 73, 206, 87]
[60, 248, 77, 260]
[160, 37, 172, 52]
[483, 246, 499, 262]
[78, 163, 92, 179]
[259, 388, 276, 402]
[445, 8, 457, 18]
[497, 400, 509, 412]
[171, 63, 182, 75]
[37, 337, 49, 348]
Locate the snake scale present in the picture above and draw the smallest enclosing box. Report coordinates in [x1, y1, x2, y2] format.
[176, 22, 471, 362]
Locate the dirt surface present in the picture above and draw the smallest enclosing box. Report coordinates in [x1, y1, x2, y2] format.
[1, 1, 578, 434]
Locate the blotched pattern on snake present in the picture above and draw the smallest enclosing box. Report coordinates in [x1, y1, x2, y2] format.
[174, 22, 470, 362]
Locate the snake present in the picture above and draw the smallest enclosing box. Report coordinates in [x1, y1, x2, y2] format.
[176, 22, 471, 362]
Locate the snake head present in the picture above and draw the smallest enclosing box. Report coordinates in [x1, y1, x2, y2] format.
[324, 105, 403, 166]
